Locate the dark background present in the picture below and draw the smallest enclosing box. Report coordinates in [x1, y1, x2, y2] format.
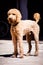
[0, 0, 43, 40]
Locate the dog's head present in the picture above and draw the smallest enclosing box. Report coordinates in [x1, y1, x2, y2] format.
[7, 8, 22, 25]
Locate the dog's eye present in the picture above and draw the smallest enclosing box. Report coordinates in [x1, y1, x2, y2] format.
[12, 14, 15, 15]
[8, 14, 10, 15]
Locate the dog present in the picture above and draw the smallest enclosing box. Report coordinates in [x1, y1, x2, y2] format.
[7, 8, 40, 58]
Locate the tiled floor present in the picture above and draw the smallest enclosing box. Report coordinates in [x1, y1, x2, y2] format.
[0, 40, 43, 65]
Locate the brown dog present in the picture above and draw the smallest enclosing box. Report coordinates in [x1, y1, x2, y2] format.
[7, 8, 40, 58]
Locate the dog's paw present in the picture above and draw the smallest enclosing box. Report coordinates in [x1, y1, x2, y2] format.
[34, 52, 38, 56]
[11, 55, 17, 58]
[25, 53, 30, 56]
[19, 55, 24, 58]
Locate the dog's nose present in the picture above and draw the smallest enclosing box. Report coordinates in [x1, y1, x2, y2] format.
[9, 18, 12, 20]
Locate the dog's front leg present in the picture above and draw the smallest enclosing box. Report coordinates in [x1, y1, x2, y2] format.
[12, 35, 18, 58]
[18, 34, 24, 58]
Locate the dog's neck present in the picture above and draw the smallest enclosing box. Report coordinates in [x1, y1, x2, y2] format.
[11, 22, 19, 27]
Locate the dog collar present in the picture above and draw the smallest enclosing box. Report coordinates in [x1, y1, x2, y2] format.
[11, 22, 19, 27]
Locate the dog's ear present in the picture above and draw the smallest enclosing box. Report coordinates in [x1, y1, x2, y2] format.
[16, 11, 22, 22]
[16, 13, 22, 22]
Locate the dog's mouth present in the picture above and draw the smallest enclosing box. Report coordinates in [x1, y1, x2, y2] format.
[9, 20, 19, 26]
[8, 18, 19, 26]
[9, 18, 13, 22]
[8, 18, 15, 24]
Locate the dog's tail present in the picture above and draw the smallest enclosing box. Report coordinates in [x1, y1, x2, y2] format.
[33, 13, 40, 23]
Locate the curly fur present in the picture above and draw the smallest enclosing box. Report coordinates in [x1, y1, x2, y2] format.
[7, 8, 40, 58]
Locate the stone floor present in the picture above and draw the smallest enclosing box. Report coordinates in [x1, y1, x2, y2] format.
[0, 40, 43, 65]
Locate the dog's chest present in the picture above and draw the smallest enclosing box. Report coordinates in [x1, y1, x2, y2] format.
[11, 26, 22, 36]
[13, 27, 18, 32]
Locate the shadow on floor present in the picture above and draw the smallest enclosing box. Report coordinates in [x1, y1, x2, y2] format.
[0, 54, 13, 57]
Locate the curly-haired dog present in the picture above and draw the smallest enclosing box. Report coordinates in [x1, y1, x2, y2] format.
[7, 8, 40, 58]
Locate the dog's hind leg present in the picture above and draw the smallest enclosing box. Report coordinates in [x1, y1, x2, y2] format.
[26, 33, 32, 56]
[33, 32, 39, 56]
